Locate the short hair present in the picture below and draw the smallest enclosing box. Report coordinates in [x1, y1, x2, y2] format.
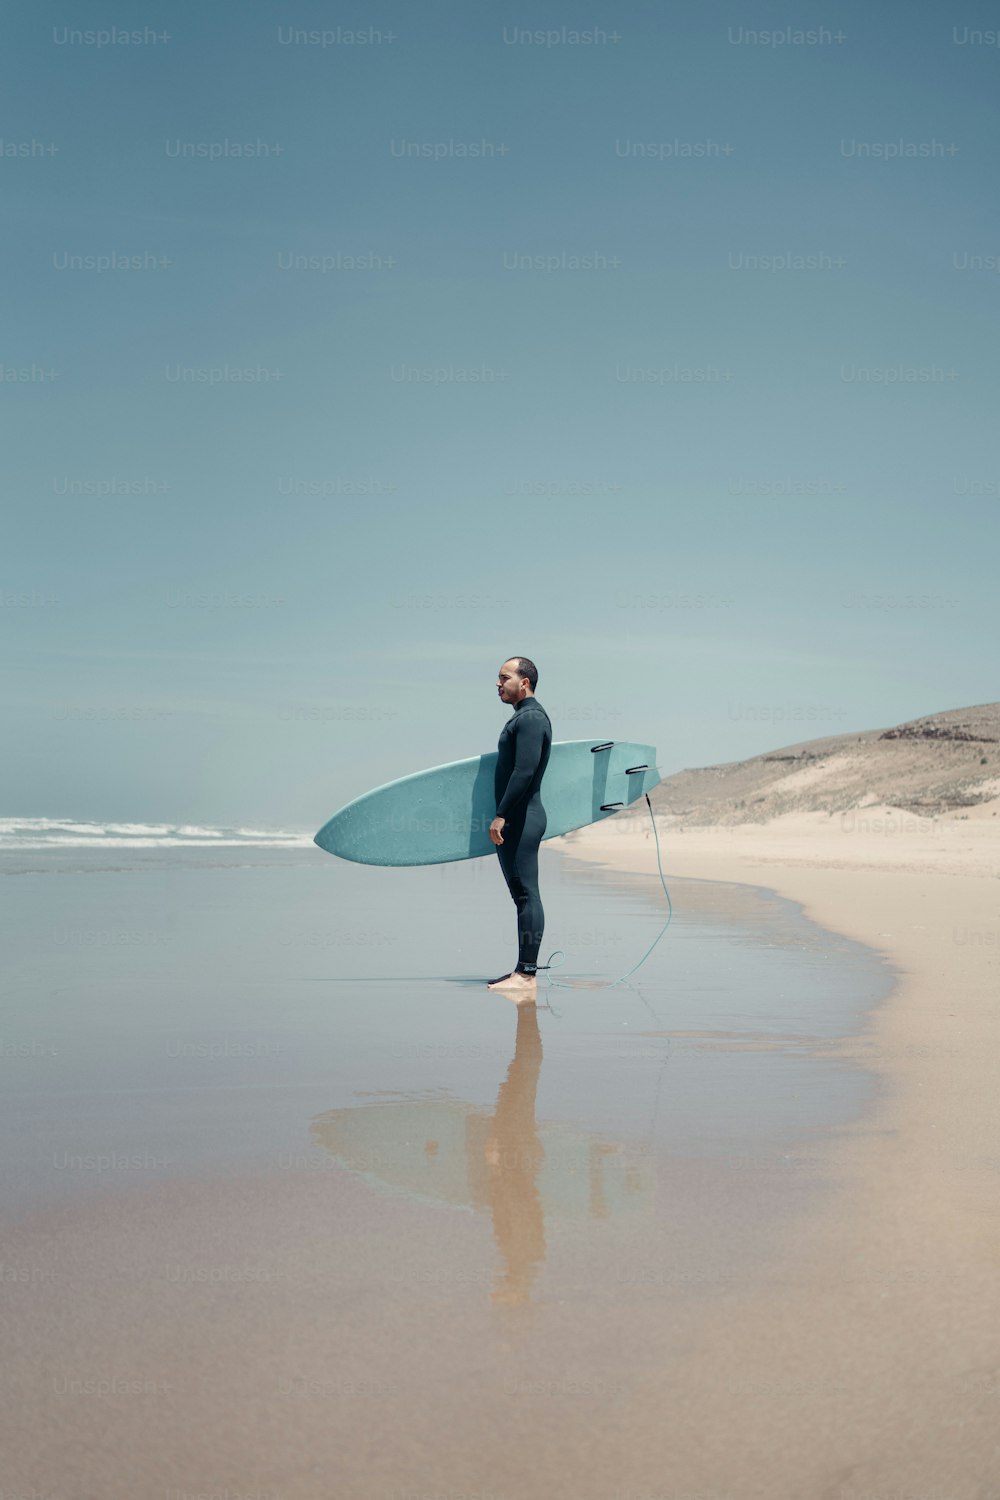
[507, 656, 538, 691]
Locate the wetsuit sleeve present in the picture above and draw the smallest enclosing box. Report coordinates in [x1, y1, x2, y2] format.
[496, 714, 546, 818]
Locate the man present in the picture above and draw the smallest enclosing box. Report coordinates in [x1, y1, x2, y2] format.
[487, 656, 552, 999]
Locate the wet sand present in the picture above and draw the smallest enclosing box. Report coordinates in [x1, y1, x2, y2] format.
[1, 816, 998, 1499]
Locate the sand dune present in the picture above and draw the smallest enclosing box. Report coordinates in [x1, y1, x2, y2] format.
[640, 699, 1000, 824]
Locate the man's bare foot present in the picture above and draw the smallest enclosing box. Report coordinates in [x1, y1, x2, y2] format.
[486, 971, 537, 1000]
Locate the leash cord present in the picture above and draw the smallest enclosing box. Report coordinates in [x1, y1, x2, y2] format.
[534, 793, 672, 991]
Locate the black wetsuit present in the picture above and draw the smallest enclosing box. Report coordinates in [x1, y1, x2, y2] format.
[494, 696, 553, 975]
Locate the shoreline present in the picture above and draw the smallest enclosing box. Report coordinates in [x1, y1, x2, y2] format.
[550, 808, 1000, 1491]
[2, 816, 998, 1496]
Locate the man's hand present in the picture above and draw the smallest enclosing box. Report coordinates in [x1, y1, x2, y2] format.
[489, 816, 506, 846]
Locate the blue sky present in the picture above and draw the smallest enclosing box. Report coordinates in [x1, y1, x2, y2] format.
[3, 0, 997, 830]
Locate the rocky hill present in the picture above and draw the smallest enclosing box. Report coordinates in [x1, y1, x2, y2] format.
[646, 702, 1000, 826]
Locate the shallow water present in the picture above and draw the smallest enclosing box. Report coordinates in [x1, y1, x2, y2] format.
[1, 844, 892, 1227]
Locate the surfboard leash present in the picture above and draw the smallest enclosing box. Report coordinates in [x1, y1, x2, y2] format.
[535, 791, 673, 992]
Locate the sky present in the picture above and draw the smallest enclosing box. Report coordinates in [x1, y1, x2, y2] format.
[2, 0, 998, 831]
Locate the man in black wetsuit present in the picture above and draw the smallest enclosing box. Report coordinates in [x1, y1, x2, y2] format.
[487, 656, 552, 999]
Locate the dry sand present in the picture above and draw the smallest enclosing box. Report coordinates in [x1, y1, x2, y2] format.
[552, 802, 1000, 1498]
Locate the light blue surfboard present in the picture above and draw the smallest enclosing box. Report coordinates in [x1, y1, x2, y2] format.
[314, 739, 660, 866]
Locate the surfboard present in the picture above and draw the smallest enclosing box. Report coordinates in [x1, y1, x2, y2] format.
[313, 739, 660, 866]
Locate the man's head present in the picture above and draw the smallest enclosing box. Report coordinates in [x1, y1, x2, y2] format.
[497, 657, 538, 704]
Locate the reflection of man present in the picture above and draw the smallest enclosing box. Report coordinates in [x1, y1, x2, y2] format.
[484, 1003, 546, 1306]
[488, 657, 552, 1000]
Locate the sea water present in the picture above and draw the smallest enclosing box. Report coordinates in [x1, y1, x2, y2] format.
[0, 830, 894, 1236]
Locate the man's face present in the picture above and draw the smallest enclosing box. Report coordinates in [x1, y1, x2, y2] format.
[497, 660, 526, 704]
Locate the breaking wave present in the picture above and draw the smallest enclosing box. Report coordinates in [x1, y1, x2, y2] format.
[0, 817, 314, 851]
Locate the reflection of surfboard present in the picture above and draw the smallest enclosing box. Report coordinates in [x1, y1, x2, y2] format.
[314, 738, 660, 866]
[309, 1100, 655, 1219]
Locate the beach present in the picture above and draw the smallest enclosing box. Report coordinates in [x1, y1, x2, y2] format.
[1, 802, 998, 1499]
[8, 1, 1000, 1489]
[556, 805, 1000, 1497]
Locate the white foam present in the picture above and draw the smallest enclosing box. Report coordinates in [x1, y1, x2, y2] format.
[0, 816, 314, 851]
